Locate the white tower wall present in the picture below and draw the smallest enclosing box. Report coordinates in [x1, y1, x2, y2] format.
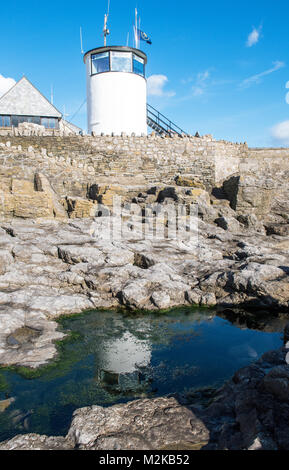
[85, 53, 147, 136]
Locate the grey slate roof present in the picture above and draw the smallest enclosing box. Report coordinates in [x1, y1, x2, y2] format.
[0, 77, 62, 118]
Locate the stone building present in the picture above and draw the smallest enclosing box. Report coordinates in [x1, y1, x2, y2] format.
[0, 76, 81, 135]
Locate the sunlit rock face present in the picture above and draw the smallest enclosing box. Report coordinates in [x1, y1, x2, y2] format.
[0, 210, 288, 370]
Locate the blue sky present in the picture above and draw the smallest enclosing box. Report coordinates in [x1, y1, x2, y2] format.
[0, 0, 289, 147]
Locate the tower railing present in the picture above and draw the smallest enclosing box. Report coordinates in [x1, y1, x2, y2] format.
[147, 103, 188, 137]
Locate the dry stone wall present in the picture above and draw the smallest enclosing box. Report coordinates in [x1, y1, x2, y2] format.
[0, 134, 247, 189]
[0, 134, 288, 222]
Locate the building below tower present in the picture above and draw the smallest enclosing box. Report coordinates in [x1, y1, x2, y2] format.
[0, 77, 81, 135]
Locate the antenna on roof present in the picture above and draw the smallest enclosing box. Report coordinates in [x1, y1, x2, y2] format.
[103, 0, 110, 46]
[63, 105, 69, 121]
[51, 84, 54, 105]
[134, 8, 139, 49]
[80, 27, 84, 54]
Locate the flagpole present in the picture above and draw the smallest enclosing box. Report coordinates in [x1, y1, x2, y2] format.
[135, 8, 139, 49]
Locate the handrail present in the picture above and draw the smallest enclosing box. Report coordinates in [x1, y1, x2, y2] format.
[147, 103, 188, 136]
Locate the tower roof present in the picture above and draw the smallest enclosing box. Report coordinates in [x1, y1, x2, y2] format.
[0, 77, 62, 118]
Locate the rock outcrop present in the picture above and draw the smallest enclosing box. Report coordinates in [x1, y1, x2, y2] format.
[0, 215, 287, 368]
[0, 135, 288, 450]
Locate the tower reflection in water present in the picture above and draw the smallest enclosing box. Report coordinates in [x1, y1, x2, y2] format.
[96, 321, 154, 394]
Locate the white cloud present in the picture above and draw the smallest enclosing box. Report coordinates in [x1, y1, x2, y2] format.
[286, 81, 289, 104]
[0, 74, 16, 97]
[246, 27, 261, 47]
[147, 75, 175, 97]
[271, 120, 289, 144]
[240, 61, 285, 88]
[191, 70, 211, 96]
[197, 70, 210, 82]
[192, 87, 205, 96]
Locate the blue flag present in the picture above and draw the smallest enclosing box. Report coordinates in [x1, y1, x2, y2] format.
[137, 29, 152, 45]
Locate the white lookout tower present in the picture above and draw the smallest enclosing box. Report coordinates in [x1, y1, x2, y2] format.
[84, 11, 148, 136]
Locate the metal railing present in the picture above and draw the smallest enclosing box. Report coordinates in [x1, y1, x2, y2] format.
[147, 103, 188, 136]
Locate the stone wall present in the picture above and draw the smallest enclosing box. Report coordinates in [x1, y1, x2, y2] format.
[0, 134, 288, 222]
[0, 134, 247, 189]
[249, 148, 289, 158]
[0, 121, 80, 137]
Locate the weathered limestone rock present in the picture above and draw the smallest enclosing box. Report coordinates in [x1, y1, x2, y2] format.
[67, 397, 210, 450]
[0, 213, 286, 369]
[34, 172, 67, 219]
[96, 185, 131, 207]
[219, 263, 289, 309]
[0, 250, 14, 275]
[237, 214, 266, 235]
[1, 188, 54, 219]
[222, 172, 288, 223]
[64, 197, 97, 218]
[199, 344, 289, 450]
[151, 291, 171, 309]
[120, 279, 152, 310]
[175, 175, 206, 190]
[0, 304, 65, 368]
[235, 176, 275, 215]
[265, 223, 289, 237]
[215, 216, 241, 232]
[0, 434, 73, 451]
[0, 174, 67, 220]
[0, 397, 15, 413]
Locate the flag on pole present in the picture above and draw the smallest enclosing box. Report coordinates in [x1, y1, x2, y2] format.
[134, 8, 152, 47]
[137, 29, 152, 45]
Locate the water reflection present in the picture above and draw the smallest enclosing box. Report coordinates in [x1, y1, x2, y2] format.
[98, 330, 152, 392]
[0, 307, 284, 441]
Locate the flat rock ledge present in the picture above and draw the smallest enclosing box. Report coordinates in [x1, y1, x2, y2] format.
[0, 217, 288, 369]
[1, 342, 289, 451]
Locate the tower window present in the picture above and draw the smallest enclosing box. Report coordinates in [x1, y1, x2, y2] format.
[89, 50, 146, 77]
[0, 115, 11, 127]
[91, 52, 110, 74]
[110, 52, 132, 73]
[133, 54, 145, 76]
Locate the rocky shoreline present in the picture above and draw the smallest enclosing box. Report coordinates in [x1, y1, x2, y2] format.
[0, 211, 288, 450]
[0, 212, 288, 369]
[0, 135, 288, 450]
